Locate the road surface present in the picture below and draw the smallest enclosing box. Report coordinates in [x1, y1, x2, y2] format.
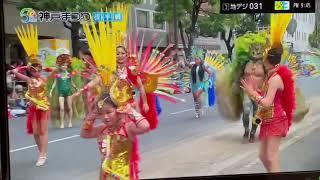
[8, 76, 320, 180]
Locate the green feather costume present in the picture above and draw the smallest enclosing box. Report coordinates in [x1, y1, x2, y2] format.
[45, 56, 86, 128]
[216, 32, 268, 121]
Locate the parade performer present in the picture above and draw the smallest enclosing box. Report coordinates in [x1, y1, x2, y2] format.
[44, 53, 86, 128]
[49, 54, 79, 128]
[203, 51, 227, 108]
[78, 47, 101, 114]
[216, 32, 269, 143]
[240, 14, 298, 172]
[73, 4, 152, 179]
[185, 47, 212, 118]
[80, 92, 150, 180]
[11, 24, 50, 166]
[115, 38, 183, 129]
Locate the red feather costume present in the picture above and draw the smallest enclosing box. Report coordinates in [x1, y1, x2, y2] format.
[256, 65, 296, 140]
[126, 67, 159, 130]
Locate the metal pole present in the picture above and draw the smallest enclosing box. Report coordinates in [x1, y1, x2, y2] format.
[173, 0, 178, 49]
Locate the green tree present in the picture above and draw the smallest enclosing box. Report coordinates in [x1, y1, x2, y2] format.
[154, 0, 219, 59]
[309, 30, 320, 48]
[198, 13, 270, 61]
[18, 0, 141, 56]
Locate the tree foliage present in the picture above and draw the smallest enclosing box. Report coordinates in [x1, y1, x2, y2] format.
[155, 0, 270, 61]
[154, 0, 219, 59]
[309, 30, 320, 48]
[198, 13, 270, 61]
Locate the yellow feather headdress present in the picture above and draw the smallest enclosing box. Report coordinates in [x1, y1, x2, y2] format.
[263, 13, 293, 58]
[109, 3, 129, 47]
[270, 13, 293, 48]
[82, 3, 129, 87]
[15, 24, 40, 65]
[82, 3, 130, 106]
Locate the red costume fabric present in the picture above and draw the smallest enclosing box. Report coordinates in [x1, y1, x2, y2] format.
[26, 105, 50, 134]
[126, 66, 159, 130]
[258, 65, 296, 140]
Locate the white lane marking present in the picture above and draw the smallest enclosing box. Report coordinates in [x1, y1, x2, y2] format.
[170, 109, 194, 115]
[169, 106, 210, 115]
[10, 134, 80, 153]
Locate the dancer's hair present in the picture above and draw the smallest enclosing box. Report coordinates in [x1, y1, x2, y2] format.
[266, 45, 283, 65]
[96, 92, 117, 109]
[56, 54, 72, 67]
[116, 45, 128, 54]
[191, 62, 205, 84]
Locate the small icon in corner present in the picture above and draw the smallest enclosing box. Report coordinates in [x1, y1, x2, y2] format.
[274, 1, 290, 10]
[20, 8, 37, 23]
[222, 3, 230, 11]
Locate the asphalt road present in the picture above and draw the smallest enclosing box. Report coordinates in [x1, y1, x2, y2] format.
[8, 76, 320, 180]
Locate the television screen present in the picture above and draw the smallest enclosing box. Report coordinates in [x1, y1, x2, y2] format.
[1, 0, 320, 179]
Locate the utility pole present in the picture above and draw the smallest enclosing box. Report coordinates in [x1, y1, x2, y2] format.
[173, 0, 178, 49]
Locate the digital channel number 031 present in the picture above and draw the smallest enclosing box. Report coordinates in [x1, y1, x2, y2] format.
[249, 3, 263, 10]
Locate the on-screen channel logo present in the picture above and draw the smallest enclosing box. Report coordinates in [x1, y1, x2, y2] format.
[274, 1, 290, 10]
[20, 8, 37, 23]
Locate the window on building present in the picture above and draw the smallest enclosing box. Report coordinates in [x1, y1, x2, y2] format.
[150, 0, 153, 5]
[153, 21, 165, 30]
[153, 13, 165, 30]
[143, 0, 147, 4]
[137, 10, 150, 28]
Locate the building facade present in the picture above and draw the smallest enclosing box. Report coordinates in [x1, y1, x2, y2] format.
[129, 0, 169, 48]
[3, 0, 71, 64]
[3, 0, 169, 64]
[284, 13, 315, 53]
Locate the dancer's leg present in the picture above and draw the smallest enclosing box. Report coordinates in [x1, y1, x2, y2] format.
[249, 101, 259, 143]
[32, 116, 40, 152]
[67, 96, 73, 127]
[242, 96, 251, 142]
[264, 136, 282, 172]
[192, 92, 200, 118]
[59, 97, 65, 128]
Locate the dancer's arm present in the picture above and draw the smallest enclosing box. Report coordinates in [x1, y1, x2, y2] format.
[71, 79, 78, 91]
[127, 110, 150, 135]
[128, 118, 150, 136]
[80, 111, 104, 138]
[137, 76, 149, 112]
[204, 66, 212, 77]
[241, 75, 282, 107]
[10, 67, 30, 82]
[49, 79, 57, 98]
[74, 76, 101, 97]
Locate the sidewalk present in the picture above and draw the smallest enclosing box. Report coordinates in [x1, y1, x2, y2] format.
[139, 97, 320, 179]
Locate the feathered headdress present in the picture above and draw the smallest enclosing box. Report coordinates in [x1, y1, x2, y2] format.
[265, 14, 293, 54]
[82, 3, 130, 106]
[204, 51, 227, 71]
[111, 3, 130, 47]
[15, 24, 41, 65]
[82, 3, 129, 87]
[191, 47, 205, 61]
